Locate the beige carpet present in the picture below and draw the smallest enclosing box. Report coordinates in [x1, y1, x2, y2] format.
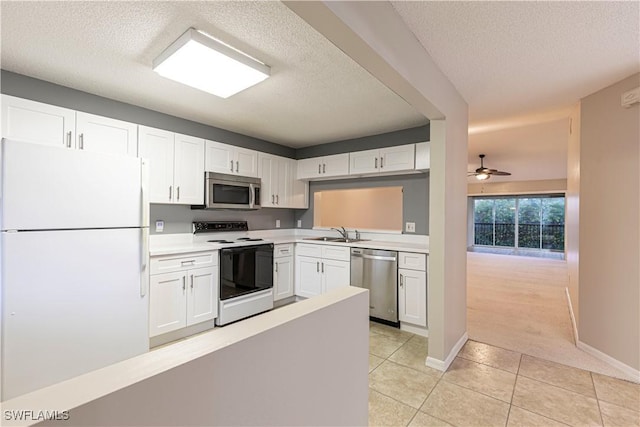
[467, 252, 631, 380]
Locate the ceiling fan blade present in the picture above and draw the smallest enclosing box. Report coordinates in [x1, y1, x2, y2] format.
[492, 171, 511, 176]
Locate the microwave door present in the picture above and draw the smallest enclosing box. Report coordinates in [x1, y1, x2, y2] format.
[209, 181, 251, 209]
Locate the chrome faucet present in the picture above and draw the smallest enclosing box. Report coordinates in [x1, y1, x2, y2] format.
[331, 226, 349, 240]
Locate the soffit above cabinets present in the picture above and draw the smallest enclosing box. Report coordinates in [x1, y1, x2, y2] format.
[0, 1, 427, 148]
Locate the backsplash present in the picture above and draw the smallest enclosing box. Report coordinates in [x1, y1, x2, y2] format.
[150, 204, 296, 234]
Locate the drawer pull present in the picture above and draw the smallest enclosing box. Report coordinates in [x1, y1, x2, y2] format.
[181, 260, 196, 265]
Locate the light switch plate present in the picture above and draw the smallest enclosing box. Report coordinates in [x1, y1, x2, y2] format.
[405, 222, 416, 233]
[155, 220, 164, 233]
[297, 219, 302, 228]
[275, 219, 281, 228]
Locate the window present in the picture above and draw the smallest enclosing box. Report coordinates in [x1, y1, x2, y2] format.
[313, 187, 403, 232]
[473, 195, 565, 252]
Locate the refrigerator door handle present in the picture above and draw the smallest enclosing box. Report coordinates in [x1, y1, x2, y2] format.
[140, 227, 149, 297]
[140, 158, 150, 297]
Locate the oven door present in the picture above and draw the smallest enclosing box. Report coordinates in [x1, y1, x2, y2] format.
[220, 244, 274, 301]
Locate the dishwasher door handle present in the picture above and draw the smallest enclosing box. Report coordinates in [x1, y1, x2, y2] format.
[352, 254, 397, 262]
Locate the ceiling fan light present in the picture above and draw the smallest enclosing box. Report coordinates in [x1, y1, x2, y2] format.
[153, 28, 270, 98]
[476, 173, 490, 181]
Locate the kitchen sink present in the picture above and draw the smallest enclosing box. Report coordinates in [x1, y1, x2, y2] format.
[331, 238, 369, 243]
[302, 236, 369, 243]
[303, 236, 342, 241]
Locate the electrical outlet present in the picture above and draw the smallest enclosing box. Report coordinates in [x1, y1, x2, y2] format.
[297, 219, 302, 228]
[155, 220, 164, 233]
[405, 222, 416, 233]
[275, 219, 281, 228]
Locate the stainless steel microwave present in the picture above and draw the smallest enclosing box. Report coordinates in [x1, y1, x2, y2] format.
[197, 172, 261, 210]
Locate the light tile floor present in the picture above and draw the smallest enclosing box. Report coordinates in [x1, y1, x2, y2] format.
[368, 322, 640, 427]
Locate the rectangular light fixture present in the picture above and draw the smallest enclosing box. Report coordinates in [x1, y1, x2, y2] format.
[153, 28, 270, 99]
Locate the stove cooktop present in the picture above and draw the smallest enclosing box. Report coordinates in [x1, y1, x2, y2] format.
[207, 237, 265, 244]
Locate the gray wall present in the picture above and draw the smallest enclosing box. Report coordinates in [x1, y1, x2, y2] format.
[150, 205, 296, 234]
[295, 173, 429, 234]
[0, 70, 296, 158]
[296, 125, 429, 159]
[578, 73, 640, 371]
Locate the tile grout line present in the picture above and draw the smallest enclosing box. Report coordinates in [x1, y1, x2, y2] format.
[590, 372, 606, 426]
[505, 353, 524, 427]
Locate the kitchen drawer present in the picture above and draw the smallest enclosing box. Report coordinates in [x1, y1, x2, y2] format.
[150, 251, 218, 275]
[274, 243, 294, 258]
[321, 245, 350, 262]
[398, 252, 426, 271]
[295, 243, 323, 258]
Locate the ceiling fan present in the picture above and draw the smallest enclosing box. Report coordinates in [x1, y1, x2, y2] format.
[468, 154, 511, 180]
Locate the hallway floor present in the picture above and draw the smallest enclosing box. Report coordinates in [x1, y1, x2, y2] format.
[467, 252, 630, 380]
[368, 322, 640, 427]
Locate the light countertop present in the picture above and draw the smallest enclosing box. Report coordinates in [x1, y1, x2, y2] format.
[149, 230, 429, 257]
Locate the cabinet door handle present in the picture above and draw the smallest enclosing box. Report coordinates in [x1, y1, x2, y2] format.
[236, 161, 239, 173]
[375, 157, 378, 169]
[321, 262, 324, 273]
[230, 160, 234, 172]
[380, 157, 384, 168]
[323, 163, 326, 174]
[272, 194, 275, 204]
[79, 133, 84, 150]
[399, 274, 403, 287]
[190, 274, 194, 289]
[169, 186, 172, 201]
[276, 194, 279, 205]
[275, 262, 278, 273]
[317, 261, 320, 272]
[177, 186, 180, 201]
[182, 276, 186, 291]
[66, 131, 72, 148]
[318, 164, 321, 174]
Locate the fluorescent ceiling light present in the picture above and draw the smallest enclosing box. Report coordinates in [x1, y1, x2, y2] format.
[153, 28, 270, 98]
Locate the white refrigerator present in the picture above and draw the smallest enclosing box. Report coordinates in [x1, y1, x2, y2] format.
[1, 139, 150, 400]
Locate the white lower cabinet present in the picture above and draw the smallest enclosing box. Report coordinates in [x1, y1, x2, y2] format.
[274, 244, 294, 301]
[295, 244, 350, 298]
[149, 251, 218, 337]
[398, 252, 427, 327]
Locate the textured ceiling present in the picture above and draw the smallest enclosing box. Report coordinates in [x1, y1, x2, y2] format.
[392, 1, 638, 182]
[0, 1, 427, 148]
[391, 1, 639, 127]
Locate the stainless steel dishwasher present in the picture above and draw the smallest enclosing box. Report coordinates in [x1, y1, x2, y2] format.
[350, 248, 398, 324]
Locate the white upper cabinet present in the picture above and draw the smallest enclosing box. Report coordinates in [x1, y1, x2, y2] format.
[259, 153, 308, 209]
[297, 153, 350, 180]
[1, 96, 138, 157]
[205, 140, 258, 177]
[1, 94, 75, 148]
[139, 126, 204, 205]
[174, 133, 205, 205]
[415, 142, 430, 170]
[76, 112, 138, 156]
[139, 126, 175, 204]
[350, 144, 415, 175]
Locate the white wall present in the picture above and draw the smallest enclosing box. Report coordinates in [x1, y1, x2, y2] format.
[285, 0, 469, 369]
[566, 103, 581, 329]
[579, 73, 639, 374]
[4, 288, 369, 427]
[467, 179, 566, 196]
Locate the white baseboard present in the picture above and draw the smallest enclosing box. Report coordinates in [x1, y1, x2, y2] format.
[400, 323, 428, 337]
[565, 287, 579, 344]
[577, 340, 640, 383]
[425, 332, 468, 372]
